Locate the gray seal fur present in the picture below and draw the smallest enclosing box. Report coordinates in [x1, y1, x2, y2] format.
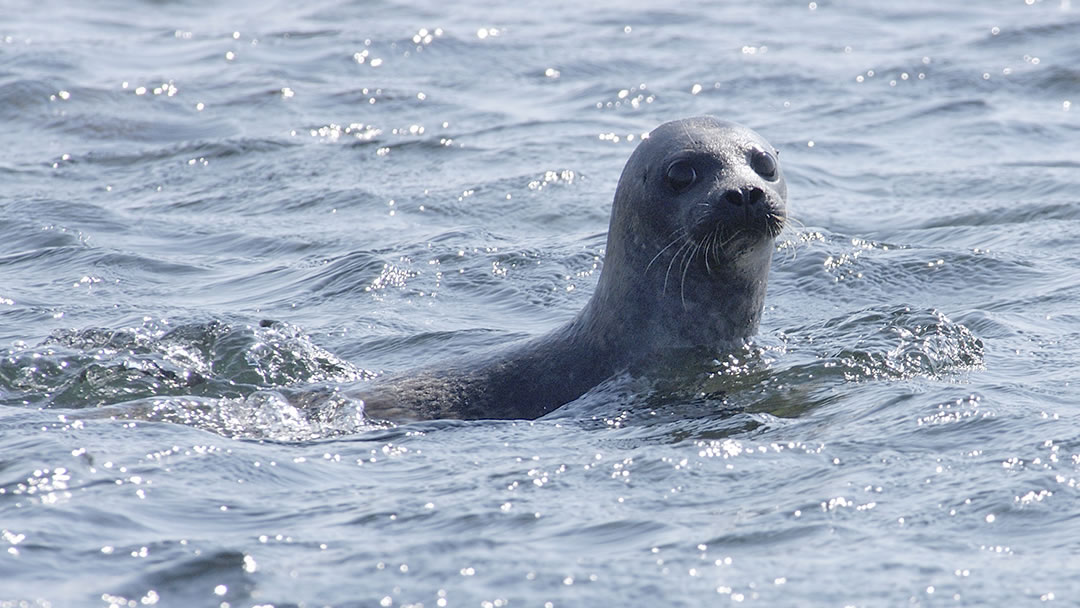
[353, 116, 787, 421]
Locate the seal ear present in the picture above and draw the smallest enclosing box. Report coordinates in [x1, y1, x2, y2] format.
[642, 169, 648, 185]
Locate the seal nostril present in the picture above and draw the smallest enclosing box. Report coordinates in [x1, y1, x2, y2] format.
[723, 190, 745, 206]
[746, 186, 765, 206]
[723, 187, 765, 206]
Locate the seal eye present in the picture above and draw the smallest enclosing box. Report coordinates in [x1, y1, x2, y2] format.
[751, 149, 778, 181]
[665, 160, 697, 192]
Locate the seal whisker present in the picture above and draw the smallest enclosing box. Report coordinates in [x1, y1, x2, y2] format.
[766, 211, 788, 238]
[679, 239, 703, 309]
[681, 121, 699, 148]
[663, 238, 694, 295]
[774, 215, 803, 264]
[703, 232, 714, 274]
[715, 229, 746, 256]
[645, 229, 688, 277]
[704, 233, 712, 273]
[778, 214, 801, 233]
[708, 224, 724, 270]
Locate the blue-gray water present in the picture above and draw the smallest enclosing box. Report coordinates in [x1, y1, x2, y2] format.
[2, 0, 1079, 606]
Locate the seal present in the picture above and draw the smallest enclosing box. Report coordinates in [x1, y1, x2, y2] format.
[354, 116, 787, 421]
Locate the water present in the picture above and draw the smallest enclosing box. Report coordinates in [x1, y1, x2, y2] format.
[2, 0, 1079, 605]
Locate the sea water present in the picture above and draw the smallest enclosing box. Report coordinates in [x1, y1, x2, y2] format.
[2, 0, 1079, 606]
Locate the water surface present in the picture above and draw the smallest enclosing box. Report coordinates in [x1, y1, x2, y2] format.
[2, 0, 1079, 606]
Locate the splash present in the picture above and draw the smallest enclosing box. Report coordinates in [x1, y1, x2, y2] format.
[2, 318, 377, 438]
[798, 306, 984, 382]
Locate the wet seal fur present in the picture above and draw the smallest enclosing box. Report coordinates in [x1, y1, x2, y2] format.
[354, 116, 787, 421]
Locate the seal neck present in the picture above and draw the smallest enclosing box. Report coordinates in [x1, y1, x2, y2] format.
[580, 238, 775, 361]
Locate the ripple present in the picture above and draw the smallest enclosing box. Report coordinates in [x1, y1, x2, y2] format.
[0, 78, 63, 118]
[77, 136, 295, 167]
